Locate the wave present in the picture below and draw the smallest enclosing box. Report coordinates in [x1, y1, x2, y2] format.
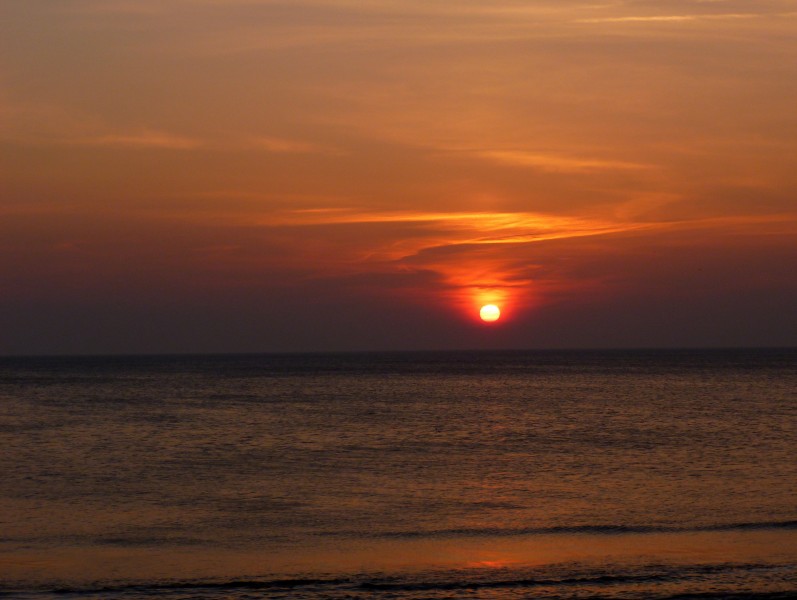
[331, 519, 797, 539]
[357, 564, 784, 592]
[664, 594, 797, 599]
[9, 562, 792, 598]
[6, 590, 795, 600]
[359, 572, 675, 591]
[704, 520, 797, 532]
[42, 578, 349, 595]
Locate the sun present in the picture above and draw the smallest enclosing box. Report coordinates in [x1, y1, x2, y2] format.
[479, 304, 501, 323]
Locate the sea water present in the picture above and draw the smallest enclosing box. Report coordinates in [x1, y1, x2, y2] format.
[1, 349, 795, 599]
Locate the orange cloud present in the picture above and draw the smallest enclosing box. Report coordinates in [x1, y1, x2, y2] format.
[75, 131, 203, 149]
[463, 150, 652, 173]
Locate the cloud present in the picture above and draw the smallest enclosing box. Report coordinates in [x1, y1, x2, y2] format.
[463, 150, 652, 172]
[0, 96, 201, 150]
[575, 13, 760, 23]
[75, 131, 203, 149]
[0, 97, 332, 153]
[246, 136, 342, 155]
[258, 208, 649, 265]
[247, 206, 797, 308]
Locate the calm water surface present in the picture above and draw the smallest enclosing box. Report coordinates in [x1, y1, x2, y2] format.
[1, 349, 795, 599]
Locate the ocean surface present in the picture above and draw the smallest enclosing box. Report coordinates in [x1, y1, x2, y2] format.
[1, 349, 795, 599]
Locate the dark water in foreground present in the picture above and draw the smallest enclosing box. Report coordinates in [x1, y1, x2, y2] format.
[1, 349, 795, 599]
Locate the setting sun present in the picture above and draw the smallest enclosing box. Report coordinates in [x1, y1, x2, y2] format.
[480, 304, 501, 323]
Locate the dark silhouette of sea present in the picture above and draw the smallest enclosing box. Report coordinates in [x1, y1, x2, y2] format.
[1, 349, 795, 599]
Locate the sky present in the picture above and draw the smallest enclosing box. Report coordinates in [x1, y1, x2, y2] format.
[2, 0, 797, 354]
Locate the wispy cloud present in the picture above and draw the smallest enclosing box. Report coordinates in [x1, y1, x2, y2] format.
[466, 150, 652, 172]
[256, 208, 797, 277]
[262, 208, 646, 254]
[0, 97, 335, 154]
[75, 131, 203, 149]
[246, 136, 342, 155]
[576, 13, 769, 23]
[70, 130, 337, 153]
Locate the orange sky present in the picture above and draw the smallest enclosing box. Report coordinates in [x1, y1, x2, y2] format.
[2, 0, 796, 353]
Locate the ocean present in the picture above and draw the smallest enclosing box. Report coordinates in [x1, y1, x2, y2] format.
[1, 349, 795, 599]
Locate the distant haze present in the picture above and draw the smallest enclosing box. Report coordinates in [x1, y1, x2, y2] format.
[2, 1, 796, 354]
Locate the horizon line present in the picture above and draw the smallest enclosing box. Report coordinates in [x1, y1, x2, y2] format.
[2, 346, 796, 360]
